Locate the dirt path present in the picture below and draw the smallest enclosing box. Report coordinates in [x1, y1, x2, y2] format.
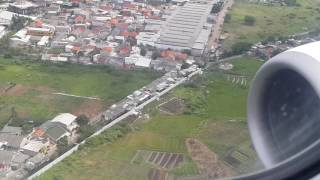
[186, 138, 233, 179]
[208, 0, 234, 51]
[52, 92, 100, 100]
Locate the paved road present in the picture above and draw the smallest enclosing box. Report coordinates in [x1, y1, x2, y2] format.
[27, 69, 202, 180]
[205, 54, 244, 70]
[207, 0, 234, 51]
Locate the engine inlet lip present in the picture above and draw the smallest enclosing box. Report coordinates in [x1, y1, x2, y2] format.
[248, 49, 320, 172]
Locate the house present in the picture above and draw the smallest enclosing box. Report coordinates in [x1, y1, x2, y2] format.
[0, 150, 14, 172]
[8, 1, 38, 15]
[0, 26, 7, 39]
[45, 126, 70, 143]
[29, 113, 78, 144]
[25, 153, 49, 171]
[125, 54, 151, 68]
[136, 32, 159, 46]
[37, 121, 69, 143]
[0, 125, 22, 135]
[0, 134, 24, 150]
[11, 152, 30, 170]
[21, 140, 50, 156]
[51, 113, 78, 132]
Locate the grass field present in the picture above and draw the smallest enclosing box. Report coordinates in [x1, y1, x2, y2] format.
[37, 57, 264, 180]
[223, 0, 320, 49]
[0, 58, 160, 128]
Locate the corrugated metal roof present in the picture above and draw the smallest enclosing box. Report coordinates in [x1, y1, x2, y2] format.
[158, 0, 215, 48]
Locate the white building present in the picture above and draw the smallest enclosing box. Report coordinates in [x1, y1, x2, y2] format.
[155, 0, 216, 55]
[0, 25, 7, 39]
[10, 28, 31, 46]
[51, 113, 78, 132]
[125, 54, 151, 68]
[136, 32, 160, 47]
[21, 140, 50, 156]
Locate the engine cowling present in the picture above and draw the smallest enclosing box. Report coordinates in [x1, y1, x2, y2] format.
[248, 41, 320, 169]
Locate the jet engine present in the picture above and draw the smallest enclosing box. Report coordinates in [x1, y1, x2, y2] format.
[247, 41, 320, 179]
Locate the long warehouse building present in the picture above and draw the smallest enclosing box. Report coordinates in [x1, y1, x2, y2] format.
[155, 0, 217, 55]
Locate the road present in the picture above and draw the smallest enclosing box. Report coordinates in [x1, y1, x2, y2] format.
[27, 68, 202, 180]
[207, 0, 234, 51]
[205, 54, 244, 70]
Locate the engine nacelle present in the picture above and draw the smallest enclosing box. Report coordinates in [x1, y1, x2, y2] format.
[248, 41, 320, 169]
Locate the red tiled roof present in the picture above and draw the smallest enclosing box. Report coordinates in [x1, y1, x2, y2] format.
[119, 46, 131, 55]
[103, 47, 113, 53]
[75, 16, 85, 23]
[161, 50, 176, 60]
[120, 31, 138, 38]
[34, 19, 43, 28]
[32, 128, 45, 137]
[72, 46, 81, 53]
[176, 53, 188, 61]
[110, 18, 119, 25]
[117, 23, 129, 30]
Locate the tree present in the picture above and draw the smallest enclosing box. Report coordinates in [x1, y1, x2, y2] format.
[231, 42, 252, 55]
[181, 62, 190, 69]
[22, 123, 33, 134]
[9, 15, 29, 32]
[0, 33, 13, 55]
[284, 0, 298, 6]
[77, 124, 95, 142]
[9, 107, 23, 127]
[76, 115, 89, 126]
[151, 50, 161, 60]
[225, 14, 231, 23]
[244, 15, 256, 26]
[211, 1, 224, 14]
[140, 48, 147, 56]
[182, 49, 191, 55]
[57, 136, 69, 154]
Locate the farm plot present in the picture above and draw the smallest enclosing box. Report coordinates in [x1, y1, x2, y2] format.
[158, 98, 185, 115]
[148, 168, 168, 180]
[186, 138, 233, 178]
[131, 150, 184, 170]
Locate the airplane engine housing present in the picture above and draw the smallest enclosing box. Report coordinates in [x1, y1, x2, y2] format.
[248, 41, 320, 169]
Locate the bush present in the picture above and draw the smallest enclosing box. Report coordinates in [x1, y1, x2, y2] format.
[211, 1, 224, 14]
[77, 125, 95, 142]
[151, 50, 161, 60]
[140, 48, 147, 56]
[230, 42, 252, 55]
[182, 49, 191, 55]
[244, 15, 256, 26]
[225, 14, 231, 23]
[76, 115, 89, 126]
[284, 0, 298, 6]
[82, 124, 132, 149]
[57, 136, 69, 154]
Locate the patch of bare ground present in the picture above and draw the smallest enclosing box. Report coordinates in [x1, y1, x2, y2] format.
[2, 84, 30, 96]
[0, 84, 54, 96]
[186, 138, 233, 179]
[71, 100, 105, 119]
[148, 168, 168, 180]
[158, 98, 185, 115]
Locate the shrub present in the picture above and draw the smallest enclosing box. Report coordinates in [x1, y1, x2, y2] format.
[244, 15, 256, 26]
[225, 14, 231, 23]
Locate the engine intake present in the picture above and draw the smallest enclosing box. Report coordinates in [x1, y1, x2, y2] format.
[248, 41, 320, 169]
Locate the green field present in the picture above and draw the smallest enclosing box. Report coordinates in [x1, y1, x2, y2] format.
[37, 57, 264, 180]
[223, 0, 320, 49]
[0, 58, 160, 128]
